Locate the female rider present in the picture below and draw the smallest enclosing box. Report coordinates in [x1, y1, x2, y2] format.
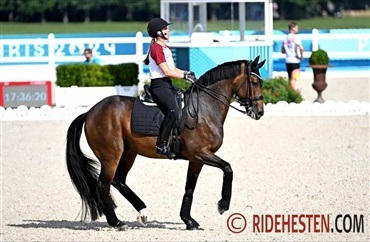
[144, 18, 197, 159]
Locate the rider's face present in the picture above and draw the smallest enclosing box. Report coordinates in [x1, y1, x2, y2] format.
[161, 26, 170, 39]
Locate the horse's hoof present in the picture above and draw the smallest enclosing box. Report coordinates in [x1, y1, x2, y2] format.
[185, 219, 201, 230]
[217, 201, 224, 215]
[217, 200, 229, 215]
[115, 221, 129, 231]
[186, 225, 204, 230]
[137, 215, 148, 226]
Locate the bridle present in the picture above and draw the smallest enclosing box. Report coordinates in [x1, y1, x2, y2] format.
[186, 62, 264, 118]
[234, 63, 264, 113]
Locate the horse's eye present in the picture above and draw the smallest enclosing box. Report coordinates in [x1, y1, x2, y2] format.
[252, 81, 259, 87]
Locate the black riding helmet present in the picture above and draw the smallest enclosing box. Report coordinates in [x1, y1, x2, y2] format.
[147, 18, 171, 38]
[144, 18, 171, 65]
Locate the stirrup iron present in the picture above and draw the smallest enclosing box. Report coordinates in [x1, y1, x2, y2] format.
[156, 146, 175, 159]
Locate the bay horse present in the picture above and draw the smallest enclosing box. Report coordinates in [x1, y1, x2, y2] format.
[66, 56, 266, 230]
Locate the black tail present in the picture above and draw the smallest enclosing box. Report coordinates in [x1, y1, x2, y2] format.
[66, 113, 103, 221]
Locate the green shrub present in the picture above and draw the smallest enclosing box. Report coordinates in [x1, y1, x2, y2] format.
[82, 64, 114, 87]
[142, 76, 303, 105]
[309, 49, 330, 65]
[141, 78, 190, 92]
[106, 63, 139, 86]
[56, 64, 82, 87]
[262, 77, 303, 104]
[172, 78, 191, 91]
[56, 63, 139, 87]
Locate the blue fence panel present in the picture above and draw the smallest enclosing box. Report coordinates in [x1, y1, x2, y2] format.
[0, 29, 369, 75]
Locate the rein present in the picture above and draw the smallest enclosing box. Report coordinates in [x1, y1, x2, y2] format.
[186, 63, 263, 128]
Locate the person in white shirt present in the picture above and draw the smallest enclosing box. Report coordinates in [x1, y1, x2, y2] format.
[281, 22, 304, 89]
[144, 18, 197, 159]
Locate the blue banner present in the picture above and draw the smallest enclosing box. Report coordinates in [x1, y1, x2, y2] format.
[0, 33, 143, 58]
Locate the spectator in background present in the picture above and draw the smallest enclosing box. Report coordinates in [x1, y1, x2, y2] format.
[84, 48, 101, 64]
[273, 2, 280, 20]
[281, 22, 304, 90]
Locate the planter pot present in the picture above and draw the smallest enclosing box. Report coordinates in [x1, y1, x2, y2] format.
[310, 65, 330, 103]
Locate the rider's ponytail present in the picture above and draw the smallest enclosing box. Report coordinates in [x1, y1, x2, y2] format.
[144, 38, 155, 65]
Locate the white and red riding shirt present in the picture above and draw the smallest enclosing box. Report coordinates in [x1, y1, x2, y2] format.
[148, 42, 175, 79]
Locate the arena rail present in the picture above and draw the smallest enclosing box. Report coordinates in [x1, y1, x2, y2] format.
[1, 101, 368, 121]
[1, 29, 369, 82]
[272, 29, 370, 60]
[0, 32, 148, 81]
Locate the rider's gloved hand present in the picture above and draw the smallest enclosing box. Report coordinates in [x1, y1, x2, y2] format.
[183, 71, 197, 83]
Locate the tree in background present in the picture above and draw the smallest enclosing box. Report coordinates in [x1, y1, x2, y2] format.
[276, 0, 322, 19]
[55, 0, 78, 23]
[76, 0, 96, 23]
[102, 0, 124, 22]
[0, 0, 369, 22]
[208, 3, 222, 21]
[122, 0, 160, 21]
[16, 0, 57, 22]
[0, 0, 17, 21]
[275, 0, 370, 19]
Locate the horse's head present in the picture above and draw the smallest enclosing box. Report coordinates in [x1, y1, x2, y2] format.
[233, 56, 266, 120]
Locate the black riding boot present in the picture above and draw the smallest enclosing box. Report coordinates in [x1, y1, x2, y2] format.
[156, 110, 176, 159]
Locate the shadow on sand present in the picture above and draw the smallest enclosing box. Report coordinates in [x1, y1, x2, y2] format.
[7, 219, 185, 231]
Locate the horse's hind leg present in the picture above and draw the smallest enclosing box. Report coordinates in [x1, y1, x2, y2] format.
[98, 159, 128, 231]
[112, 151, 148, 224]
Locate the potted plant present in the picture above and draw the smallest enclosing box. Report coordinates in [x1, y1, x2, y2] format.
[309, 49, 330, 103]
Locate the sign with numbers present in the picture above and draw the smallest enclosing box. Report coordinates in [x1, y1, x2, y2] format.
[0, 81, 52, 108]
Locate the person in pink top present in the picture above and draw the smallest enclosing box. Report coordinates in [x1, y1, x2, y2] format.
[281, 22, 304, 90]
[144, 18, 197, 159]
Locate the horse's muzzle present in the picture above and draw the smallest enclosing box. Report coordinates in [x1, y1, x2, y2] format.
[247, 106, 264, 120]
[255, 110, 264, 120]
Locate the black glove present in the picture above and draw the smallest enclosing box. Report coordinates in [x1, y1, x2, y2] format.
[183, 71, 197, 83]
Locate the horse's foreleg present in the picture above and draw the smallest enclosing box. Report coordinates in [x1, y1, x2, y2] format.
[201, 153, 233, 215]
[112, 152, 147, 224]
[180, 162, 203, 230]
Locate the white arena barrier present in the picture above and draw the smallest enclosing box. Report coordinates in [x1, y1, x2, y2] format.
[1, 101, 369, 121]
[55, 85, 138, 107]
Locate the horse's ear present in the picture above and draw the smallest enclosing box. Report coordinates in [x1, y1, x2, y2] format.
[257, 59, 266, 69]
[252, 56, 260, 67]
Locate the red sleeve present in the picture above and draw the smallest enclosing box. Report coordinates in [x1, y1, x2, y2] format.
[150, 43, 166, 65]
